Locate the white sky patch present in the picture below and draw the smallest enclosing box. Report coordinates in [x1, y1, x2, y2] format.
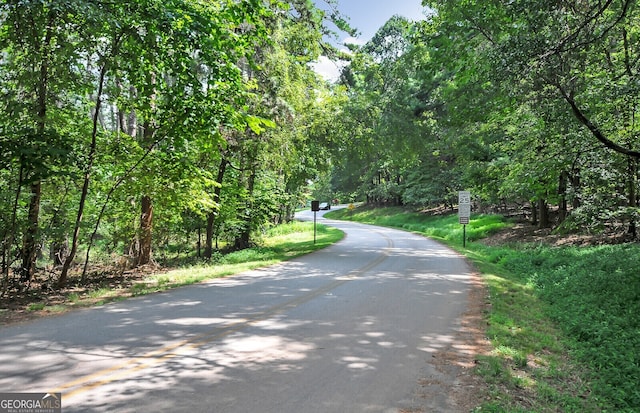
[343, 36, 366, 47]
[310, 55, 348, 83]
[311, 35, 363, 83]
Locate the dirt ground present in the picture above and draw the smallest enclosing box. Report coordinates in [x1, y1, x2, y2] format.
[404, 267, 492, 412]
[481, 221, 632, 247]
[0, 264, 168, 326]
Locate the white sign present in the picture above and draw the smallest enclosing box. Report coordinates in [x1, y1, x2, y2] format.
[458, 191, 471, 225]
[458, 191, 471, 205]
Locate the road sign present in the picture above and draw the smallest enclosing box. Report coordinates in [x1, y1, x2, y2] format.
[310, 201, 320, 244]
[458, 191, 471, 205]
[458, 191, 471, 246]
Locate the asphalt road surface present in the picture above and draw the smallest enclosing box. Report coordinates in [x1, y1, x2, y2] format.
[0, 209, 475, 412]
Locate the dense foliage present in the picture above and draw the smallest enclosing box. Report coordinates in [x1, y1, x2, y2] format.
[2, 1, 638, 408]
[325, 0, 640, 238]
[0, 0, 352, 289]
[503, 244, 640, 409]
[4, 0, 640, 294]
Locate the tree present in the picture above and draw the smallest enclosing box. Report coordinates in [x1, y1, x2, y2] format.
[0, 0, 89, 281]
[329, 16, 462, 207]
[422, 0, 640, 233]
[204, 0, 352, 252]
[1, 0, 279, 287]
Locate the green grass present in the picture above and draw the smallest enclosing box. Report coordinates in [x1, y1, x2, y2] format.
[128, 222, 344, 296]
[27, 302, 69, 313]
[329, 205, 507, 242]
[27, 302, 46, 311]
[328, 205, 636, 412]
[43, 221, 343, 309]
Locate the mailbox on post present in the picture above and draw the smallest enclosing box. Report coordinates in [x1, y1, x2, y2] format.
[310, 200, 320, 243]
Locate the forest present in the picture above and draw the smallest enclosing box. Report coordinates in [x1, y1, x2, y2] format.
[2, 0, 640, 292]
[333, 0, 640, 231]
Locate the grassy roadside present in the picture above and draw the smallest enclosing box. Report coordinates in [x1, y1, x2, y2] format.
[328, 205, 638, 412]
[2, 221, 343, 323]
[126, 221, 345, 297]
[5, 207, 638, 411]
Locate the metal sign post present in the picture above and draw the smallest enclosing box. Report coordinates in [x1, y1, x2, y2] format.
[458, 191, 471, 247]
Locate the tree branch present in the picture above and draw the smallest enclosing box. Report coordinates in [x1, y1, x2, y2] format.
[541, 0, 632, 59]
[555, 83, 640, 158]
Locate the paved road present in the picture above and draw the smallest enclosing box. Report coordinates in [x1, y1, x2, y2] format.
[0, 210, 474, 412]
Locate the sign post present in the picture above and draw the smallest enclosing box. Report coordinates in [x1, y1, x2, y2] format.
[458, 191, 471, 247]
[311, 200, 320, 244]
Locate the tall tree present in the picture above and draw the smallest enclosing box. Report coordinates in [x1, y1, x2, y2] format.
[1, 0, 83, 280]
[423, 0, 640, 231]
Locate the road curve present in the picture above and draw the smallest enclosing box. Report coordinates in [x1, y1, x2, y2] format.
[0, 209, 475, 412]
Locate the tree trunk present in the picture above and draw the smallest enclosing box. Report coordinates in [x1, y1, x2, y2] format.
[197, 226, 202, 258]
[571, 172, 581, 209]
[234, 223, 252, 251]
[531, 200, 538, 226]
[58, 157, 91, 285]
[136, 70, 156, 266]
[234, 158, 257, 251]
[21, 19, 54, 282]
[3, 163, 24, 279]
[59, 55, 112, 287]
[50, 240, 68, 267]
[558, 171, 568, 224]
[538, 198, 550, 229]
[49, 208, 68, 267]
[21, 181, 41, 281]
[138, 195, 153, 266]
[205, 213, 215, 258]
[205, 158, 228, 259]
[627, 156, 637, 238]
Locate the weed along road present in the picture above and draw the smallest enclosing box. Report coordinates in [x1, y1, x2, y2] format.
[0, 210, 476, 412]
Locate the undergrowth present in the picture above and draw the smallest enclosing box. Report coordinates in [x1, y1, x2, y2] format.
[496, 244, 640, 410]
[4, 222, 344, 321]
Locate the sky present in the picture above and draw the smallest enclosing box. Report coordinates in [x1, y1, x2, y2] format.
[333, 0, 428, 42]
[312, 0, 430, 81]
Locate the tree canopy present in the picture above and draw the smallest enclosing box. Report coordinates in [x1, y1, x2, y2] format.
[2, 0, 640, 292]
[0, 0, 352, 289]
[324, 0, 640, 237]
